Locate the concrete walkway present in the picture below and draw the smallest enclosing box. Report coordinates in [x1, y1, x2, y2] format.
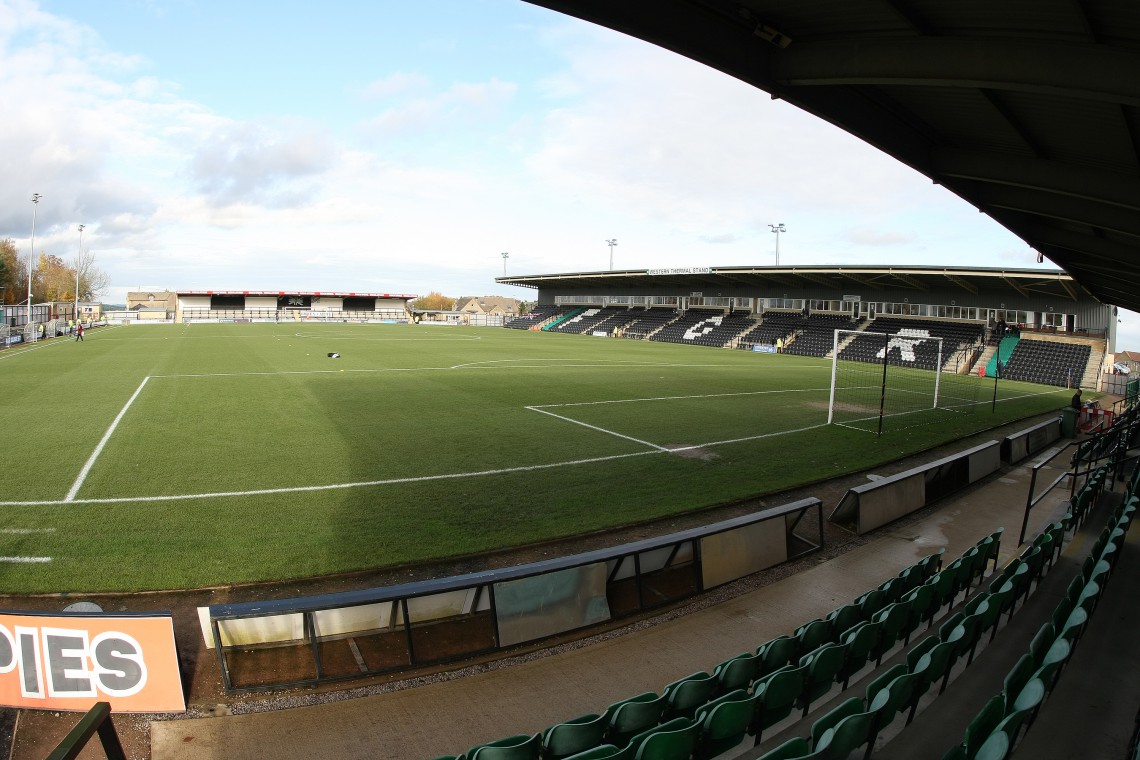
[151, 448, 1085, 759]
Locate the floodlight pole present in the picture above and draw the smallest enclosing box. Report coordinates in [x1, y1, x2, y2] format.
[27, 193, 42, 338]
[75, 224, 85, 322]
[606, 238, 618, 270]
[768, 223, 785, 266]
[501, 252, 509, 276]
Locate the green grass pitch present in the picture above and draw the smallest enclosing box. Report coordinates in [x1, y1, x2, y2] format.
[0, 323, 1070, 593]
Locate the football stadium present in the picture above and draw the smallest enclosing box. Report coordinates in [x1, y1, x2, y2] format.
[4, 2, 1140, 760]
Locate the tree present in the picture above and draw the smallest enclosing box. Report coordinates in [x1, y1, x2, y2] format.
[0, 239, 26, 305]
[75, 245, 110, 302]
[412, 292, 456, 311]
[24, 246, 110, 305]
[36, 253, 73, 302]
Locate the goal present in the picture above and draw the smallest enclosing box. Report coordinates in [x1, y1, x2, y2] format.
[827, 328, 952, 434]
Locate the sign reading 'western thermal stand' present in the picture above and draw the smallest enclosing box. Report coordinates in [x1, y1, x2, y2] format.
[0, 612, 185, 712]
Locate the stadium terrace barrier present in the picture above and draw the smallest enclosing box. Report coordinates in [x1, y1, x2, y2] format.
[204, 498, 824, 693]
[830, 440, 1001, 534]
[1002, 417, 1063, 464]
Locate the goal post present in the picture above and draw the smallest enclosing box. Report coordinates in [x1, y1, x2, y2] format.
[828, 328, 948, 434]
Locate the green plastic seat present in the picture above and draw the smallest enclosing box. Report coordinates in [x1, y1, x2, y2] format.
[906, 634, 939, 672]
[812, 707, 877, 760]
[871, 601, 910, 665]
[662, 671, 718, 721]
[797, 643, 846, 717]
[971, 729, 1010, 760]
[1058, 607, 1089, 647]
[1001, 653, 1035, 705]
[603, 693, 666, 748]
[759, 636, 799, 677]
[912, 638, 958, 699]
[543, 714, 608, 760]
[633, 719, 699, 760]
[562, 745, 628, 760]
[962, 693, 1005, 759]
[712, 652, 760, 695]
[930, 563, 963, 612]
[468, 732, 541, 760]
[694, 690, 754, 760]
[856, 588, 888, 619]
[1028, 622, 1055, 668]
[918, 548, 945, 581]
[901, 584, 935, 637]
[867, 669, 920, 734]
[837, 621, 880, 688]
[751, 664, 806, 744]
[980, 582, 1012, 642]
[864, 663, 906, 707]
[958, 610, 987, 666]
[1037, 638, 1072, 694]
[757, 737, 810, 760]
[795, 618, 834, 658]
[984, 528, 1004, 574]
[809, 697, 863, 749]
[826, 604, 864, 640]
[1050, 597, 1073, 636]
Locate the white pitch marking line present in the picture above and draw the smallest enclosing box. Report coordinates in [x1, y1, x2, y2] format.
[65, 376, 152, 502]
[0, 528, 56, 535]
[3, 450, 665, 506]
[532, 387, 828, 409]
[3, 415, 841, 508]
[526, 407, 672, 452]
[0, 557, 52, 563]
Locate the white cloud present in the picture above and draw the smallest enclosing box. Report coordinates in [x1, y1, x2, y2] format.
[189, 121, 336, 208]
[361, 78, 518, 138]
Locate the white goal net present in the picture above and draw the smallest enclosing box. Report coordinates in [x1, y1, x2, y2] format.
[828, 328, 956, 434]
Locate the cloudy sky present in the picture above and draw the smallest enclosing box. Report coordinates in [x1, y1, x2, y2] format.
[3, 0, 1138, 348]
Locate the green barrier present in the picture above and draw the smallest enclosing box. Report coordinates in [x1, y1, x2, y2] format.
[541, 307, 585, 331]
[985, 334, 1020, 377]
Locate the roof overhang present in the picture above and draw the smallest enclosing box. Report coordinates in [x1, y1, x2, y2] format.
[524, 0, 1140, 312]
[498, 265, 1090, 303]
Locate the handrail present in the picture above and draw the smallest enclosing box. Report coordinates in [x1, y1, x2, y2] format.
[45, 702, 126, 760]
[1019, 441, 1080, 545]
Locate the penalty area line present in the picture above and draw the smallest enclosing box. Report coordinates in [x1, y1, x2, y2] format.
[526, 406, 671, 452]
[65, 376, 151, 502]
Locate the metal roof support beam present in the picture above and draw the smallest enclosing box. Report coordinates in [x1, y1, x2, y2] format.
[944, 274, 979, 295]
[794, 272, 836, 288]
[772, 38, 1140, 105]
[1059, 278, 1080, 301]
[888, 272, 928, 291]
[840, 272, 882, 290]
[974, 184, 1140, 240]
[1002, 277, 1030, 297]
[931, 148, 1140, 213]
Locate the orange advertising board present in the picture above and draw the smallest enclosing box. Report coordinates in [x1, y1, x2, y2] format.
[0, 612, 185, 712]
